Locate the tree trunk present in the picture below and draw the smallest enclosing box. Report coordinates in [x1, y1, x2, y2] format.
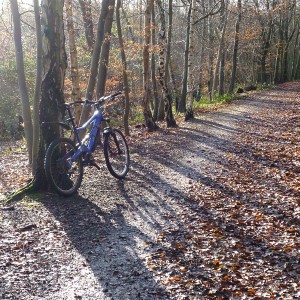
[178, 4, 191, 113]
[274, 37, 283, 83]
[169, 58, 180, 112]
[121, 6, 135, 42]
[10, 0, 33, 165]
[79, 0, 95, 51]
[80, 0, 110, 126]
[156, 0, 176, 127]
[164, 0, 172, 84]
[142, 0, 158, 131]
[196, 6, 207, 102]
[207, 0, 215, 99]
[212, 0, 228, 98]
[260, 26, 272, 84]
[218, 50, 225, 95]
[34, 0, 67, 190]
[291, 26, 300, 80]
[116, 0, 130, 135]
[96, 0, 115, 98]
[185, 0, 196, 120]
[151, 3, 159, 120]
[228, 0, 242, 94]
[66, 0, 81, 124]
[32, 0, 42, 175]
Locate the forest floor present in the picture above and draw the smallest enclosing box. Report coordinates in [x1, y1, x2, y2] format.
[0, 82, 300, 300]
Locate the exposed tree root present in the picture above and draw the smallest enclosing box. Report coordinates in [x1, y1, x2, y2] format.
[5, 179, 40, 204]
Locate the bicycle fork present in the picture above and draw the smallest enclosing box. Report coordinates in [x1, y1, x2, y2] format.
[104, 128, 122, 155]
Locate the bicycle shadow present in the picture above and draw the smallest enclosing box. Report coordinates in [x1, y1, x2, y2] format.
[39, 180, 173, 299]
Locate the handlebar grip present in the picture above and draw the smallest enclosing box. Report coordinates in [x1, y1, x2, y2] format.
[64, 100, 85, 107]
[110, 91, 123, 98]
[81, 92, 123, 106]
[85, 99, 97, 105]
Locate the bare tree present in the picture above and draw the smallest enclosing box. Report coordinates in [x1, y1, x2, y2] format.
[32, 0, 42, 174]
[79, 0, 95, 51]
[34, 0, 67, 190]
[228, 0, 242, 94]
[116, 0, 130, 135]
[151, 2, 159, 120]
[142, 0, 158, 131]
[80, 0, 110, 126]
[9, 0, 33, 164]
[185, 0, 196, 120]
[66, 0, 81, 124]
[178, 3, 191, 113]
[96, 0, 115, 98]
[211, 0, 228, 97]
[156, 0, 176, 127]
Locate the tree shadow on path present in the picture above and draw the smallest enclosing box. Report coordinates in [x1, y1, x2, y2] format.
[39, 192, 171, 299]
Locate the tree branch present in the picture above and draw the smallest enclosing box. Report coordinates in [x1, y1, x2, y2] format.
[193, 0, 222, 25]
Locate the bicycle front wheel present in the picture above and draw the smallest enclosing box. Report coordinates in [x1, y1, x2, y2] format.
[104, 128, 130, 179]
[44, 138, 83, 196]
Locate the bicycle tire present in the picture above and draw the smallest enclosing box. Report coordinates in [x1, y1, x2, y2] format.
[44, 137, 83, 196]
[104, 128, 130, 179]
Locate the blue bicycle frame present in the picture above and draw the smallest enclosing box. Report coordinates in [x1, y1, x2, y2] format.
[65, 92, 121, 165]
[70, 108, 103, 163]
[61, 91, 122, 167]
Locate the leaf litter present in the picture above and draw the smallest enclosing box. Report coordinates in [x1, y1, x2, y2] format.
[0, 82, 300, 299]
[146, 82, 300, 299]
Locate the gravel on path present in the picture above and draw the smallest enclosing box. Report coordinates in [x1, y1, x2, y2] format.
[1, 83, 299, 299]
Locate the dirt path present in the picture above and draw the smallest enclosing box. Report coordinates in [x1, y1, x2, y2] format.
[1, 83, 299, 299]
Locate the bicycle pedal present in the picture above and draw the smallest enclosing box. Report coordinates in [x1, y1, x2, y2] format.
[89, 160, 101, 170]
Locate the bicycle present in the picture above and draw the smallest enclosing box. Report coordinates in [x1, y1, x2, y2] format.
[44, 91, 130, 196]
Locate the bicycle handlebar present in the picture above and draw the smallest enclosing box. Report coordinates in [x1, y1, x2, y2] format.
[64, 91, 123, 108]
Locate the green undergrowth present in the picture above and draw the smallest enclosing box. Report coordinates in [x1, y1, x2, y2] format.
[0, 145, 24, 156]
[193, 93, 236, 112]
[21, 193, 43, 208]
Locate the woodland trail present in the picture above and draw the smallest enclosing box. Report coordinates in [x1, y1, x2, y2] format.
[1, 82, 300, 299]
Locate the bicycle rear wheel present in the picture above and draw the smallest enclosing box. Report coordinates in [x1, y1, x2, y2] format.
[44, 138, 83, 196]
[104, 128, 130, 179]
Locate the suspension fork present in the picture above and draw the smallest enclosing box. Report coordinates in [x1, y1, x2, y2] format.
[103, 127, 121, 154]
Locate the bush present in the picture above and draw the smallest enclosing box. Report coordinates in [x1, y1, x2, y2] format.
[0, 57, 35, 130]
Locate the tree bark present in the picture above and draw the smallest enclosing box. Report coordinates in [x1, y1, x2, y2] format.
[80, 0, 110, 127]
[260, 26, 272, 83]
[212, 0, 228, 98]
[185, 0, 196, 120]
[156, 0, 176, 127]
[253, 0, 274, 84]
[10, 0, 33, 165]
[291, 25, 300, 80]
[195, 2, 207, 102]
[151, 3, 159, 121]
[32, 0, 42, 174]
[34, 0, 67, 190]
[142, 0, 158, 131]
[116, 0, 130, 135]
[207, 0, 215, 99]
[218, 50, 225, 96]
[178, 4, 191, 113]
[66, 0, 81, 124]
[228, 0, 242, 94]
[218, 3, 228, 96]
[96, 0, 115, 98]
[169, 58, 180, 112]
[79, 0, 95, 51]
